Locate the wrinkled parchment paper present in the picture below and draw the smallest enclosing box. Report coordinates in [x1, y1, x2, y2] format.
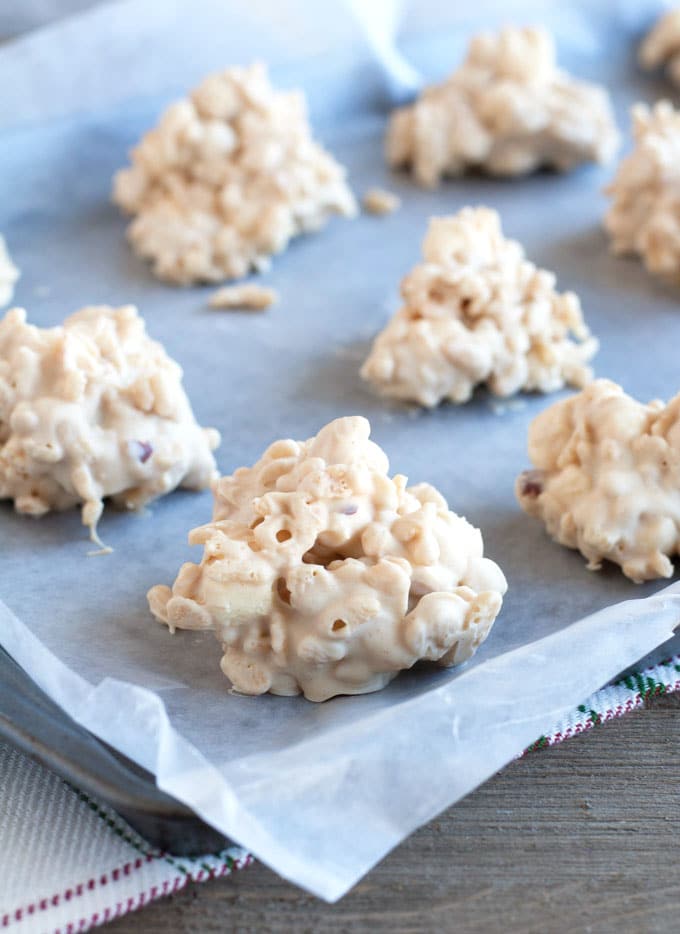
[2, 0, 680, 902]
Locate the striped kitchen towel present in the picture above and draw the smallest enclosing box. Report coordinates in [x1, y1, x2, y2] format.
[2, 654, 679, 933]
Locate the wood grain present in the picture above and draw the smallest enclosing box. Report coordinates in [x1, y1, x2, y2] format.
[107, 694, 680, 934]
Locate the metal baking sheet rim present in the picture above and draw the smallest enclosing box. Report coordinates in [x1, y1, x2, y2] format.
[0, 647, 230, 855]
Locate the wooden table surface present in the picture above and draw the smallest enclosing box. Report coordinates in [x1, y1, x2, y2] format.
[106, 692, 680, 934]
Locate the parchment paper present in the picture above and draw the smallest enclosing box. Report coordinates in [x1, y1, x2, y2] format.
[2, 0, 680, 902]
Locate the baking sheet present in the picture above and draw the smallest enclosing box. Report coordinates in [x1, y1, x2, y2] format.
[0, 648, 232, 856]
[2, 0, 680, 902]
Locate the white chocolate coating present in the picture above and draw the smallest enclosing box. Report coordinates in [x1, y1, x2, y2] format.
[148, 416, 507, 701]
[604, 101, 680, 280]
[387, 26, 619, 187]
[361, 207, 597, 408]
[113, 62, 357, 285]
[516, 379, 680, 583]
[639, 8, 680, 85]
[0, 236, 19, 308]
[0, 305, 219, 540]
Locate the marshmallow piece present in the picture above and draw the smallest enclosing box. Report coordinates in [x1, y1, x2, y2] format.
[113, 62, 357, 285]
[0, 305, 219, 542]
[386, 25, 619, 187]
[0, 236, 19, 308]
[148, 415, 507, 701]
[361, 207, 598, 407]
[639, 8, 680, 85]
[516, 378, 680, 582]
[604, 101, 680, 281]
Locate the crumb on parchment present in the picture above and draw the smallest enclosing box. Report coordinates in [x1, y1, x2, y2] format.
[362, 188, 401, 216]
[208, 283, 278, 310]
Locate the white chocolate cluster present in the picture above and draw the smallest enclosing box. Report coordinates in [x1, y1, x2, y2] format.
[361, 207, 597, 408]
[0, 236, 19, 308]
[148, 416, 507, 702]
[639, 8, 680, 84]
[604, 101, 680, 280]
[113, 62, 356, 284]
[386, 26, 619, 187]
[0, 305, 219, 541]
[516, 379, 680, 583]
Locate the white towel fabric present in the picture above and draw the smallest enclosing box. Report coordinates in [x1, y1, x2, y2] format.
[0, 743, 250, 933]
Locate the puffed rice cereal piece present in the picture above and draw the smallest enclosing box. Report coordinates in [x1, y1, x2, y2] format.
[0, 236, 19, 308]
[362, 188, 401, 216]
[387, 25, 619, 187]
[361, 207, 598, 407]
[148, 415, 507, 701]
[639, 8, 680, 84]
[604, 101, 680, 280]
[516, 378, 680, 583]
[113, 62, 357, 285]
[0, 305, 219, 544]
[208, 284, 278, 311]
